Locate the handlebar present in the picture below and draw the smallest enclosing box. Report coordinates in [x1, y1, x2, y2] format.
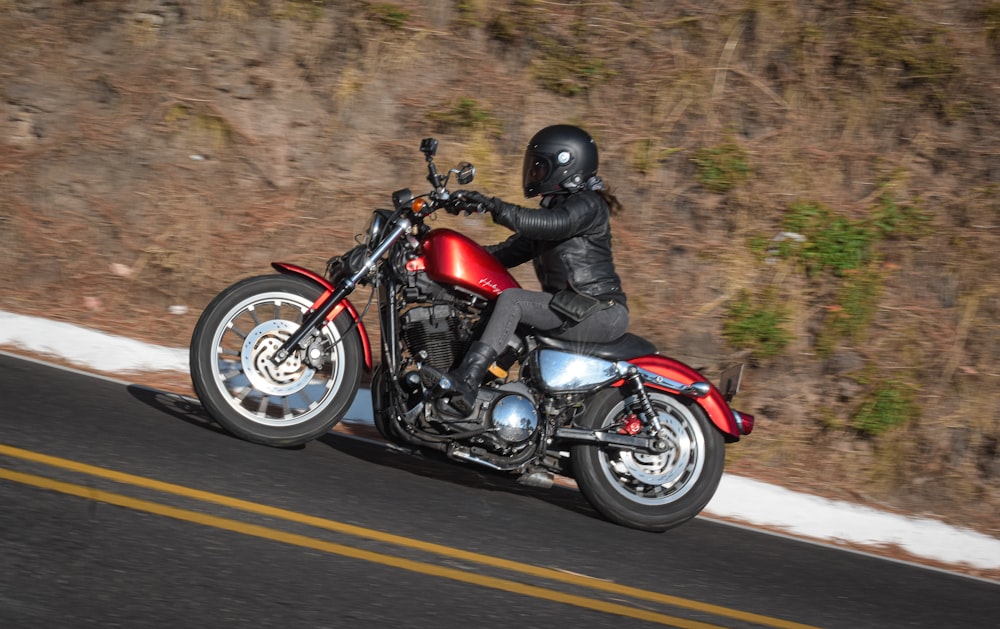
[405, 138, 478, 217]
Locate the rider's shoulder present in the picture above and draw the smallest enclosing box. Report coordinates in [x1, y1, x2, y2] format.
[555, 190, 604, 213]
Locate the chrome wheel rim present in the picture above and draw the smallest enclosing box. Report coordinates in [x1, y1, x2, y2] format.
[598, 395, 706, 506]
[209, 291, 347, 427]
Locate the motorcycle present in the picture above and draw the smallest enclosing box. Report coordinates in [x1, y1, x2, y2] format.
[189, 138, 753, 532]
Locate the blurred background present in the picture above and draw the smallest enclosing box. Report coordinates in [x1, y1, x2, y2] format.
[1, 0, 998, 537]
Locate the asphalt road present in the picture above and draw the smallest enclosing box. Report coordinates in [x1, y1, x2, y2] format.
[1, 352, 997, 629]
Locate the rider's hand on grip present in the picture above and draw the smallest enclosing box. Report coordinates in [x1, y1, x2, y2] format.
[453, 190, 494, 215]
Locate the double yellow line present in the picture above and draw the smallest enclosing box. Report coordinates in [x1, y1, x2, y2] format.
[0, 443, 818, 629]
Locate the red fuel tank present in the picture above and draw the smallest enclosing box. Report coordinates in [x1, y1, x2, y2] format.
[419, 229, 520, 299]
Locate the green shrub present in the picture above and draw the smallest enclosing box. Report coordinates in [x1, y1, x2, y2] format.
[531, 39, 611, 96]
[274, 0, 332, 20]
[816, 265, 884, 355]
[852, 379, 916, 437]
[781, 201, 878, 277]
[426, 97, 501, 135]
[723, 290, 792, 359]
[367, 3, 408, 30]
[632, 138, 682, 175]
[692, 143, 750, 193]
[870, 190, 930, 238]
[778, 191, 927, 279]
[844, 3, 958, 82]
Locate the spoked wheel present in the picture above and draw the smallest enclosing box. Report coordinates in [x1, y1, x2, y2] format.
[190, 274, 363, 447]
[572, 388, 724, 532]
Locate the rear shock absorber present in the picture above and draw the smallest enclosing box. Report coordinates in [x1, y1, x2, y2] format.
[625, 370, 663, 433]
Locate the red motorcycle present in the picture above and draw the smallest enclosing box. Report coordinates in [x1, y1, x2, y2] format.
[190, 138, 753, 531]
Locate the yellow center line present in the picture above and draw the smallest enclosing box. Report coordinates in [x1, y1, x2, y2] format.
[0, 443, 819, 629]
[1, 467, 722, 629]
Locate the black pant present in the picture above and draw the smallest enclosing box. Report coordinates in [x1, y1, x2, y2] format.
[477, 288, 629, 355]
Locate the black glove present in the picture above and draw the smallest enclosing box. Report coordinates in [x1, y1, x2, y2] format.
[488, 198, 519, 228]
[451, 190, 496, 215]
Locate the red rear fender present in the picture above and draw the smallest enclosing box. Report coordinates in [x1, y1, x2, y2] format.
[271, 262, 373, 371]
[624, 354, 745, 440]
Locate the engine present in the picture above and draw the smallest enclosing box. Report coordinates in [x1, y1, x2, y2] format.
[485, 383, 539, 443]
[394, 269, 539, 457]
[400, 304, 471, 372]
[443, 382, 540, 455]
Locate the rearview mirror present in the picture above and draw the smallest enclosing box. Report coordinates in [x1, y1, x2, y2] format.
[454, 162, 475, 185]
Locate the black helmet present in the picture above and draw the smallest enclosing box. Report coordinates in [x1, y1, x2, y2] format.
[522, 124, 599, 198]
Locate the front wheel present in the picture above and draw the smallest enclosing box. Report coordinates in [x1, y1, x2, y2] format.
[572, 388, 725, 532]
[190, 274, 363, 447]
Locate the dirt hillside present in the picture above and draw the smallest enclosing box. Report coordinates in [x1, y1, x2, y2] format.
[2, 1, 999, 538]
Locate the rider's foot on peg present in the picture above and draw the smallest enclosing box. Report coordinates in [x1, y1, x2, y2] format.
[421, 342, 497, 419]
[418, 365, 475, 418]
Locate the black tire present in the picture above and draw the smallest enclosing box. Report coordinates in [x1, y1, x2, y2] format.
[190, 274, 363, 447]
[571, 387, 725, 532]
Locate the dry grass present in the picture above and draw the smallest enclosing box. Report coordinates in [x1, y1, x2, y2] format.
[1, 0, 999, 538]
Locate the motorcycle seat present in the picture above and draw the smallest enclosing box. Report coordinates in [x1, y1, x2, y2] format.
[534, 332, 658, 361]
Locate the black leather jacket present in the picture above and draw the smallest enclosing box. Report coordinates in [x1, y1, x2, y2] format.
[485, 191, 627, 306]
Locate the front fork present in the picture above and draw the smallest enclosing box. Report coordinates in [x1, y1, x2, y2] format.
[266, 262, 374, 372]
[272, 281, 356, 366]
[271, 218, 411, 366]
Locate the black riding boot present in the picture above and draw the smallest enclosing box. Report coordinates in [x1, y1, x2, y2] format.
[433, 341, 497, 417]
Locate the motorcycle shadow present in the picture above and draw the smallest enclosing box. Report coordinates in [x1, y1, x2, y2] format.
[127, 384, 603, 520]
[125, 384, 598, 521]
[125, 384, 312, 447]
[316, 428, 601, 523]
[126, 384, 214, 428]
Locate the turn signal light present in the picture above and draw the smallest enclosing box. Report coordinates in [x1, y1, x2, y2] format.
[732, 410, 755, 435]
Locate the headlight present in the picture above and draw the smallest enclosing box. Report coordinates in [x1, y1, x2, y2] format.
[364, 209, 393, 247]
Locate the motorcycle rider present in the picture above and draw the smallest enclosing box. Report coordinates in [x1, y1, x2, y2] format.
[433, 124, 630, 417]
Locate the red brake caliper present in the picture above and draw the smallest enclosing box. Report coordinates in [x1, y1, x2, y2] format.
[619, 413, 642, 436]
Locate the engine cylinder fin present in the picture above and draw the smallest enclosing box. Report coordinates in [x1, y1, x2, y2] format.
[401, 304, 471, 372]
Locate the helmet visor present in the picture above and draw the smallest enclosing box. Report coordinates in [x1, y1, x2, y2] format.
[522, 152, 551, 196]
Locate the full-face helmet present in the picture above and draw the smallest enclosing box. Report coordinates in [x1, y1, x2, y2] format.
[522, 125, 599, 198]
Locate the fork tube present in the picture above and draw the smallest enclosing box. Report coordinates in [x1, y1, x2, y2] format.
[272, 218, 411, 365]
[378, 268, 400, 368]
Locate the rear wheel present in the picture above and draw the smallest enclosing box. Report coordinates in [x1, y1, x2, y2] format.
[190, 274, 363, 447]
[572, 388, 724, 532]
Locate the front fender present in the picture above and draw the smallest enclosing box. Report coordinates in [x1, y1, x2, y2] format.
[271, 262, 373, 371]
[622, 354, 742, 440]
